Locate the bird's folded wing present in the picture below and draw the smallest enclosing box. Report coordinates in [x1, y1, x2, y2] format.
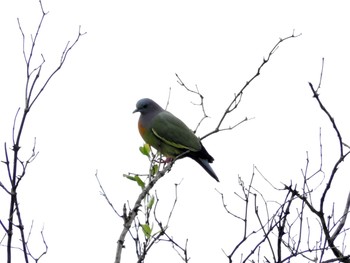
[151, 111, 201, 152]
[151, 128, 196, 151]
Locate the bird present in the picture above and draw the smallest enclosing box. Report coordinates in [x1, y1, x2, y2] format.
[133, 98, 219, 182]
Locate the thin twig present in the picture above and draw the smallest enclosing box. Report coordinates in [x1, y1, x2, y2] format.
[175, 74, 209, 134]
[202, 32, 301, 140]
[95, 171, 121, 217]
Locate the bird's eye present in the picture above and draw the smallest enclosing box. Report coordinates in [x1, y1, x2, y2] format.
[143, 104, 148, 109]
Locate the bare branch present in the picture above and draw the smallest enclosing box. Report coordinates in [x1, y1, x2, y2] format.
[175, 74, 209, 134]
[95, 170, 122, 217]
[165, 87, 172, 110]
[205, 32, 301, 139]
[28, 25, 86, 109]
[3, 1, 85, 262]
[2, 143, 12, 187]
[308, 66, 344, 158]
[215, 188, 245, 221]
[114, 160, 174, 263]
[330, 192, 350, 243]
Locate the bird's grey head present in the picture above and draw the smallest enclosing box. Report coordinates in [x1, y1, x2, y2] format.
[133, 98, 163, 115]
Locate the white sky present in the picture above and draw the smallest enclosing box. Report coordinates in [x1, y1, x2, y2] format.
[1, 1, 350, 262]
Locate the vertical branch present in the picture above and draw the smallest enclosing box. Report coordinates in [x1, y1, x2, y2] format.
[276, 189, 294, 261]
[330, 192, 350, 243]
[114, 162, 172, 263]
[2, 1, 85, 263]
[308, 58, 350, 261]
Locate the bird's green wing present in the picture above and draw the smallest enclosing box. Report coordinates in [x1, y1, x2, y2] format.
[151, 111, 201, 152]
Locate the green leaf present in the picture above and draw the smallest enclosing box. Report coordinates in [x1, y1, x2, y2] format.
[141, 224, 152, 239]
[147, 196, 155, 209]
[134, 175, 145, 189]
[123, 174, 136, 181]
[151, 164, 159, 176]
[139, 143, 151, 157]
[124, 175, 145, 189]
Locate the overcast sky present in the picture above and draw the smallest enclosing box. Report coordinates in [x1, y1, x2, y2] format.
[1, 1, 350, 262]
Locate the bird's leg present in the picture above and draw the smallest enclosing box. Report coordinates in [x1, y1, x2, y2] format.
[154, 153, 174, 170]
[153, 152, 172, 164]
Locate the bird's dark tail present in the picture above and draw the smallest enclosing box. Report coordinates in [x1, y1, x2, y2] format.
[191, 157, 220, 182]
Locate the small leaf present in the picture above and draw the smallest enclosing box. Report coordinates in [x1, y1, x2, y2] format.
[134, 175, 145, 189]
[124, 175, 145, 189]
[141, 224, 152, 239]
[147, 195, 155, 209]
[123, 174, 136, 181]
[144, 143, 151, 153]
[151, 164, 159, 176]
[139, 144, 151, 157]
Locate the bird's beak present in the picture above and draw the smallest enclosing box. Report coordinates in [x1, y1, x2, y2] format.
[132, 108, 139, 114]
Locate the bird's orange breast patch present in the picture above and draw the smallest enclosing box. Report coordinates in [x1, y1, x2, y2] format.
[138, 120, 146, 136]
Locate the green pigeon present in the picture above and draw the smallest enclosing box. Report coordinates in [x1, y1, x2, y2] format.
[133, 98, 219, 182]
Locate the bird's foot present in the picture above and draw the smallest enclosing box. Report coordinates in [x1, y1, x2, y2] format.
[155, 157, 173, 164]
[164, 157, 174, 163]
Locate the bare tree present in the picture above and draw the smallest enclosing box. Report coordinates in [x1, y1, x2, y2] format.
[96, 31, 350, 263]
[0, 1, 85, 262]
[95, 32, 333, 263]
[216, 59, 350, 262]
[3, 2, 347, 263]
